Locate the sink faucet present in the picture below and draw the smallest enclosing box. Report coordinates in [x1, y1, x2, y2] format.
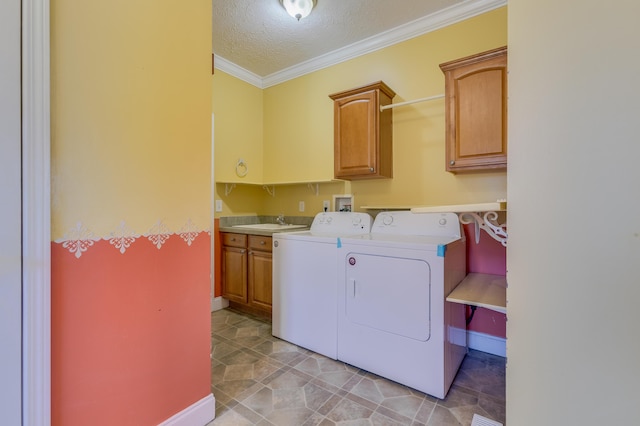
[276, 214, 286, 225]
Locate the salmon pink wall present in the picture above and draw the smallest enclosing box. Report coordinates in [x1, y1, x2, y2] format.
[52, 231, 211, 425]
[463, 223, 507, 338]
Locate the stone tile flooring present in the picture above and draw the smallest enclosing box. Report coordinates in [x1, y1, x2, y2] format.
[208, 308, 505, 425]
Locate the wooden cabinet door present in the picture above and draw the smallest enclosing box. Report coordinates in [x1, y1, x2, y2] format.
[330, 81, 395, 179]
[440, 47, 507, 173]
[248, 249, 272, 312]
[221, 245, 247, 303]
[248, 235, 273, 312]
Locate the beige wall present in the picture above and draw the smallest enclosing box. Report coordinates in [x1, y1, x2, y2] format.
[213, 7, 507, 217]
[507, 0, 640, 424]
[50, 1, 214, 424]
[51, 0, 212, 239]
[213, 71, 264, 184]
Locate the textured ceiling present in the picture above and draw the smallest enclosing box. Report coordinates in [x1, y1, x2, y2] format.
[212, 0, 466, 78]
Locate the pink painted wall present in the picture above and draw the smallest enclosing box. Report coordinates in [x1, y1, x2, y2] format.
[463, 223, 507, 338]
[52, 233, 211, 425]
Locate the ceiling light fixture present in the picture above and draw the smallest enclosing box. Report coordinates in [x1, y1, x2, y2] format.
[280, 0, 316, 21]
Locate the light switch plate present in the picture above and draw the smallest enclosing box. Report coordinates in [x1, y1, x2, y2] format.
[215, 200, 222, 212]
[299, 201, 305, 212]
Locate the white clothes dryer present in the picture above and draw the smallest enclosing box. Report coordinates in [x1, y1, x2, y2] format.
[337, 211, 467, 398]
[272, 212, 372, 359]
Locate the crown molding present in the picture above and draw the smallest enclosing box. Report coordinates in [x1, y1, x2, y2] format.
[214, 55, 264, 88]
[215, 0, 507, 89]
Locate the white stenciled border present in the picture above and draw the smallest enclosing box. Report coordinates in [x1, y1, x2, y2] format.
[178, 218, 199, 246]
[58, 222, 100, 259]
[55, 219, 209, 258]
[146, 220, 172, 249]
[108, 220, 140, 254]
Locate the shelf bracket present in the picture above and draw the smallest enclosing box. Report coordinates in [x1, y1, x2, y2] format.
[459, 211, 507, 247]
[307, 183, 319, 195]
[224, 183, 236, 196]
[262, 185, 275, 197]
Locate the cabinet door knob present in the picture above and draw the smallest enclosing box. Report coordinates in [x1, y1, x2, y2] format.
[369, 167, 374, 172]
[450, 160, 455, 165]
[260, 241, 265, 245]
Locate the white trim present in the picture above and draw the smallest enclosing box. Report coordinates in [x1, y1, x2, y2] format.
[214, 0, 507, 88]
[214, 56, 263, 88]
[209, 113, 221, 312]
[468, 331, 506, 358]
[21, 0, 51, 424]
[211, 296, 229, 312]
[158, 393, 215, 426]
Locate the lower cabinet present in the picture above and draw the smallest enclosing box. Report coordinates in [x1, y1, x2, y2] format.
[221, 232, 273, 317]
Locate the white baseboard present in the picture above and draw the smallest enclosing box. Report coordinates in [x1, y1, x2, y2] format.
[467, 331, 506, 358]
[211, 296, 229, 312]
[158, 393, 215, 426]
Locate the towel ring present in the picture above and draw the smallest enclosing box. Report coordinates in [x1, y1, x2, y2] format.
[235, 158, 248, 177]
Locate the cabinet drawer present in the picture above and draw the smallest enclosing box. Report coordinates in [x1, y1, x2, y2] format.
[248, 235, 272, 252]
[222, 233, 247, 248]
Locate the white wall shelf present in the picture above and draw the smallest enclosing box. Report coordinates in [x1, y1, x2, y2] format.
[447, 273, 507, 314]
[217, 179, 344, 197]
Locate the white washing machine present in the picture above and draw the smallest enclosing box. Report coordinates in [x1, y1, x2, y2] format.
[337, 211, 467, 398]
[272, 212, 372, 359]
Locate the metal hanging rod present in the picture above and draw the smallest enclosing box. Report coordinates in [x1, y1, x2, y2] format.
[380, 94, 444, 112]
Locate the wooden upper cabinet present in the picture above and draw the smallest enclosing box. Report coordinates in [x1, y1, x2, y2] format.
[440, 46, 508, 173]
[329, 81, 395, 179]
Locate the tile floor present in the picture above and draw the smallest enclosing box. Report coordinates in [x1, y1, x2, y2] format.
[209, 308, 505, 426]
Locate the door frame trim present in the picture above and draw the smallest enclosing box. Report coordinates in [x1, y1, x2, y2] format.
[22, 0, 51, 423]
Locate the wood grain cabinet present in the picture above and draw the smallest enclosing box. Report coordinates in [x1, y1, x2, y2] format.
[221, 232, 273, 317]
[221, 233, 248, 304]
[439, 46, 508, 173]
[247, 235, 273, 313]
[329, 81, 395, 179]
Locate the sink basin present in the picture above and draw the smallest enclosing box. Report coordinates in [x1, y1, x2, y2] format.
[231, 223, 307, 230]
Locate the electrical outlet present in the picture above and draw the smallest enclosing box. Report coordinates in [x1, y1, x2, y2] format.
[215, 200, 222, 212]
[299, 201, 305, 212]
[323, 200, 330, 212]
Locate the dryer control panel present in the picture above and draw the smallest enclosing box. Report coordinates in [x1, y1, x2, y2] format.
[372, 211, 461, 238]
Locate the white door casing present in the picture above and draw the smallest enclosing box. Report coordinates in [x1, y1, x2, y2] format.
[0, 0, 23, 423]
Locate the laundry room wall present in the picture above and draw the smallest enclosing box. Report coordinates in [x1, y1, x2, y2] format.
[212, 7, 508, 346]
[261, 7, 507, 209]
[50, 0, 213, 424]
[213, 7, 508, 218]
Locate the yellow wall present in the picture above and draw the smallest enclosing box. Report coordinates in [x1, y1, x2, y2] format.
[214, 7, 507, 217]
[212, 71, 264, 184]
[51, 0, 212, 240]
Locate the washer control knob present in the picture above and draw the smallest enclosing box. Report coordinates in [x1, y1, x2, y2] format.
[352, 216, 362, 225]
[326, 216, 333, 223]
[439, 218, 447, 226]
[382, 215, 393, 225]
[273, 241, 279, 248]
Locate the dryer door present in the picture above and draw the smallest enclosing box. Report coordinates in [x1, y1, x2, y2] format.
[344, 253, 431, 341]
